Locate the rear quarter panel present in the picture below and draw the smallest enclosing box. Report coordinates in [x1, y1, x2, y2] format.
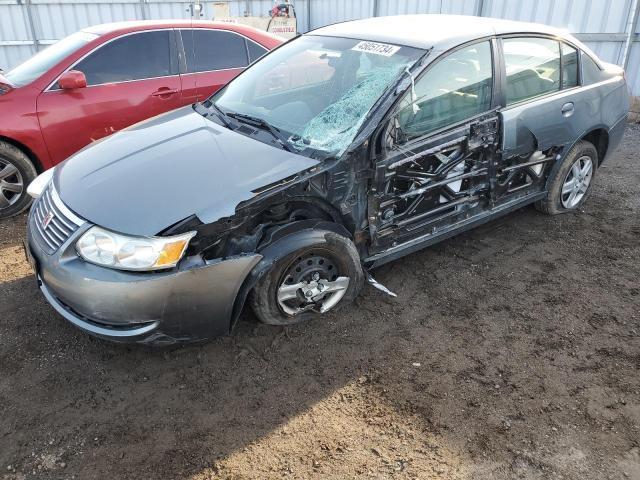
[596, 77, 629, 161]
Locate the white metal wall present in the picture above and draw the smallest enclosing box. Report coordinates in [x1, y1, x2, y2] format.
[482, 0, 640, 95]
[1, 0, 638, 95]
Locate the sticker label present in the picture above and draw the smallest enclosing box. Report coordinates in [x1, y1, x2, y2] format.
[351, 41, 401, 57]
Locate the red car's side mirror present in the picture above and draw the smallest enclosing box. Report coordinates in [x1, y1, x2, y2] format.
[58, 70, 87, 90]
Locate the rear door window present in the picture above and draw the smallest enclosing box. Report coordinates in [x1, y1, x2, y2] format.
[183, 30, 249, 72]
[75, 30, 174, 86]
[503, 37, 560, 105]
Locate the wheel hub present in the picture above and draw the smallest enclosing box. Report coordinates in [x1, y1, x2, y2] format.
[0, 159, 24, 209]
[277, 254, 350, 316]
[561, 155, 593, 209]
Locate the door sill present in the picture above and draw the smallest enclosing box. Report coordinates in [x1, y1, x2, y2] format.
[364, 192, 546, 268]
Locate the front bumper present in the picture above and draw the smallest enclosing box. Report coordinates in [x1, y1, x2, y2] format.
[26, 208, 261, 345]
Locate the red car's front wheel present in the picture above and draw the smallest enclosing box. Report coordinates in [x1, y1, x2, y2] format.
[0, 141, 37, 218]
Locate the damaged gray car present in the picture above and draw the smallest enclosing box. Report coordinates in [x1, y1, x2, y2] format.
[25, 15, 629, 344]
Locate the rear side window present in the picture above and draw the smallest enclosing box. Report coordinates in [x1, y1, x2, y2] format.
[582, 51, 603, 85]
[247, 41, 268, 63]
[397, 41, 493, 139]
[503, 37, 560, 105]
[75, 31, 173, 86]
[561, 43, 579, 88]
[183, 30, 248, 72]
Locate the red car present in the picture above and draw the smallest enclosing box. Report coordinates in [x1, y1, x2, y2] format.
[0, 20, 281, 218]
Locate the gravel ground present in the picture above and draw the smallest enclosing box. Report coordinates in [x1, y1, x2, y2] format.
[1, 125, 639, 480]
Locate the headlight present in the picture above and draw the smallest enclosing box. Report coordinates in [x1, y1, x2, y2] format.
[27, 167, 55, 199]
[76, 226, 196, 271]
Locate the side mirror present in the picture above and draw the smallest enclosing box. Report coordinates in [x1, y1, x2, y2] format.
[58, 70, 87, 90]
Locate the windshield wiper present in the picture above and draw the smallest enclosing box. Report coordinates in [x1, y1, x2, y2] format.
[199, 100, 232, 128]
[226, 111, 292, 152]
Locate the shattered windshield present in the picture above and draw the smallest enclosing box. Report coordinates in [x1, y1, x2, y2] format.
[211, 36, 423, 157]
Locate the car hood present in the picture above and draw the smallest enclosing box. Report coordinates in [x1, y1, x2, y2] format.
[55, 106, 319, 236]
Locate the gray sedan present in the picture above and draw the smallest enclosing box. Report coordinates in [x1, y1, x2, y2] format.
[25, 15, 629, 344]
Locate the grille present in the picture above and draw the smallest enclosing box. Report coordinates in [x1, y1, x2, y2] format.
[31, 183, 84, 254]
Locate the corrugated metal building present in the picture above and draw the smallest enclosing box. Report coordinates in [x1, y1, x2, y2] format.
[1, 0, 639, 95]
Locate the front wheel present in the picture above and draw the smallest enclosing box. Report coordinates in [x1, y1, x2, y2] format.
[0, 141, 37, 218]
[250, 232, 364, 326]
[535, 140, 598, 215]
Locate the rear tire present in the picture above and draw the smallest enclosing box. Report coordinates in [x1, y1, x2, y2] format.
[250, 232, 364, 326]
[0, 141, 37, 218]
[535, 140, 598, 215]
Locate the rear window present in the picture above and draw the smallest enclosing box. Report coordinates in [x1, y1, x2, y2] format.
[5, 31, 97, 87]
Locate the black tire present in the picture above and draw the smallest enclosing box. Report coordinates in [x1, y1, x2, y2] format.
[250, 232, 364, 326]
[0, 141, 37, 218]
[535, 140, 598, 215]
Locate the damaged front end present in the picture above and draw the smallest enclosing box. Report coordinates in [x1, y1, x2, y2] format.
[162, 170, 361, 332]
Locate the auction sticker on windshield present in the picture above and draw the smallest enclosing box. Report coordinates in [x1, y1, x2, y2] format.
[351, 41, 401, 56]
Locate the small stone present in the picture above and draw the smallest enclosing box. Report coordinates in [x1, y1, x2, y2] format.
[412, 362, 421, 367]
[59, 462, 66, 468]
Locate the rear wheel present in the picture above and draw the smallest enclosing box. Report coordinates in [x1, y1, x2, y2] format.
[0, 141, 37, 218]
[535, 140, 598, 215]
[250, 232, 364, 326]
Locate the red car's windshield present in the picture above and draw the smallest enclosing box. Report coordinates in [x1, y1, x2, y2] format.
[5, 30, 98, 87]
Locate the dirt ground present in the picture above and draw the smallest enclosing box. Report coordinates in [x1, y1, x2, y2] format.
[1, 125, 639, 480]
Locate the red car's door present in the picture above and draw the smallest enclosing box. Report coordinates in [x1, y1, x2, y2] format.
[36, 29, 182, 165]
[178, 28, 267, 102]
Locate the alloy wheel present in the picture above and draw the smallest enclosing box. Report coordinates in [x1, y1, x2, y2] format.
[0, 159, 24, 209]
[561, 155, 593, 209]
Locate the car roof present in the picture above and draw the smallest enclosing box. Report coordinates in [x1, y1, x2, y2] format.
[310, 14, 585, 52]
[80, 19, 283, 48]
[82, 19, 267, 36]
